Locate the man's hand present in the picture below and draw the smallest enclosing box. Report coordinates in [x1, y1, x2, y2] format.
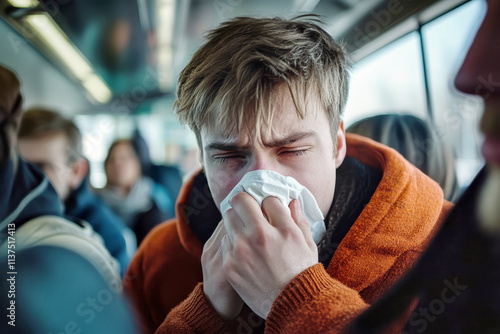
[201, 220, 244, 320]
[221, 193, 318, 319]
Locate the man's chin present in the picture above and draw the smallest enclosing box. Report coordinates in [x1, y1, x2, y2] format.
[478, 165, 500, 236]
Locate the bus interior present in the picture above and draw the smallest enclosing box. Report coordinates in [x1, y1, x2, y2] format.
[0, 0, 486, 190]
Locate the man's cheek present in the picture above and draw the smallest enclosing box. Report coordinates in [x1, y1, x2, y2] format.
[210, 169, 233, 190]
[208, 169, 240, 208]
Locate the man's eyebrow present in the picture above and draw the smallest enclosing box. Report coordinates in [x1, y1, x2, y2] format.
[204, 142, 251, 152]
[264, 131, 318, 148]
[204, 131, 318, 152]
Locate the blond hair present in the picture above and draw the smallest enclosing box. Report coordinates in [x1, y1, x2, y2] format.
[174, 15, 350, 150]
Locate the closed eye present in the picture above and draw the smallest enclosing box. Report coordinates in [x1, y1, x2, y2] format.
[279, 149, 310, 157]
[212, 154, 246, 164]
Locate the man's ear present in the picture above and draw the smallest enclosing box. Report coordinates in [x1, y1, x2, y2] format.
[335, 121, 347, 168]
[68, 158, 89, 190]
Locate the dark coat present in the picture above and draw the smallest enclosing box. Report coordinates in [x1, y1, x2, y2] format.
[349, 168, 500, 334]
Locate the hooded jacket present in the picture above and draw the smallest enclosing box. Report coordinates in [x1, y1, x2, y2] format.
[124, 134, 454, 333]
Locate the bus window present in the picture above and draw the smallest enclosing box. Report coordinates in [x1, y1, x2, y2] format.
[344, 31, 428, 126]
[345, 0, 487, 190]
[423, 0, 486, 188]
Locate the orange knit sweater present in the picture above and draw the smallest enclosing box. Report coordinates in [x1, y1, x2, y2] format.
[124, 134, 453, 333]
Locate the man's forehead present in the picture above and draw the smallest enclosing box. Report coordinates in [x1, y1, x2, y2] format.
[202, 117, 287, 141]
[201, 109, 320, 144]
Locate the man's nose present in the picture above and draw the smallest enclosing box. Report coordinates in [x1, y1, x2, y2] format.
[247, 153, 280, 173]
[454, 8, 500, 97]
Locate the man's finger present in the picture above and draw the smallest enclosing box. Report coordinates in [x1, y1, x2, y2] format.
[289, 199, 316, 251]
[230, 192, 267, 233]
[223, 208, 245, 242]
[261, 196, 291, 228]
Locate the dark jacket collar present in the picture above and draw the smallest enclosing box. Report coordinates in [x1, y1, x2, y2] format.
[0, 157, 63, 235]
[64, 175, 93, 217]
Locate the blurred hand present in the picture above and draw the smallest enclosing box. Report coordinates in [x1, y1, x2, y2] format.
[201, 220, 244, 320]
[222, 193, 318, 319]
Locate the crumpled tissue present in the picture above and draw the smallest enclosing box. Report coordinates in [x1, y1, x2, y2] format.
[219, 170, 325, 244]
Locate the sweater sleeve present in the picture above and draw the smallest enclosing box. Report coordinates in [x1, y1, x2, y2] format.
[265, 263, 369, 334]
[156, 283, 229, 333]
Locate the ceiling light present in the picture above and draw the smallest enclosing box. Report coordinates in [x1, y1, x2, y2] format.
[157, 0, 175, 91]
[24, 14, 93, 80]
[82, 74, 113, 104]
[7, 0, 38, 8]
[22, 13, 112, 103]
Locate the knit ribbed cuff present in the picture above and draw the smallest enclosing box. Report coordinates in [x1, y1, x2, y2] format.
[181, 283, 228, 333]
[265, 263, 336, 333]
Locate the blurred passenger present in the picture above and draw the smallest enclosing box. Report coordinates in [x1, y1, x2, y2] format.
[0, 64, 119, 281]
[97, 139, 174, 244]
[347, 114, 459, 201]
[131, 128, 183, 202]
[17, 108, 131, 276]
[348, 1, 500, 332]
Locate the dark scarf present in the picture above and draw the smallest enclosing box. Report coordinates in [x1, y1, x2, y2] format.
[318, 156, 383, 267]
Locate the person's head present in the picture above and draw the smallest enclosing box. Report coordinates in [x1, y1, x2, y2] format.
[454, 0, 500, 232]
[18, 108, 87, 201]
[104, 139, 142, 191]
[174, 15, 350, 215]
[0, 64, 23, 166]
[347, 114, 458, 202]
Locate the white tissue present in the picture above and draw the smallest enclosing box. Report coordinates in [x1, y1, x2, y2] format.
[219, 170, 325, 244]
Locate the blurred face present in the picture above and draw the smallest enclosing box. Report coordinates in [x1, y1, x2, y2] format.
[455, 0, 500, 159]
[201, 85, 346, 216]
[18, 132, 75, 200]
[105, 142, 141, 189]
[454, 0, 500, 232]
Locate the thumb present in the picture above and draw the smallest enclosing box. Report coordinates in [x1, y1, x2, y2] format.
[289, 199, 316, 252]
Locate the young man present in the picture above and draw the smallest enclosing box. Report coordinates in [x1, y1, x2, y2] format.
[125, 16, 453, 333]
[17, 108, 131, 276]
[349, 1, 500, 332]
